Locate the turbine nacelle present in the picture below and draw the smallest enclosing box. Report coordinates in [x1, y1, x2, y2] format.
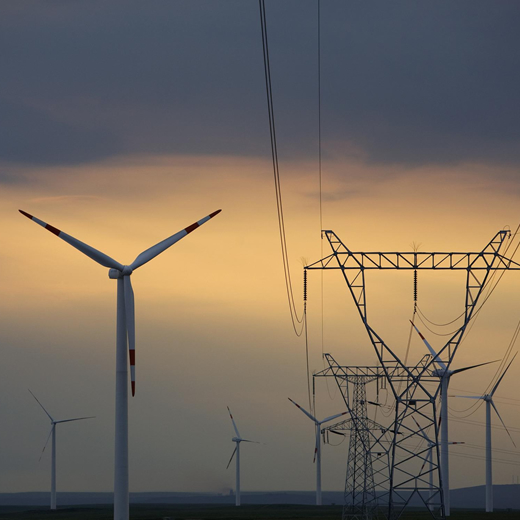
[108, 267, 133, 279]
[232, 437, 241, 443]
[431, 368, 449, 378]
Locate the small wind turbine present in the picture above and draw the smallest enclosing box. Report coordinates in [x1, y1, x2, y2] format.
[20, 208, 221, 520]
[226, 407, 258, 507]
[288, 398, 348, 506]
[452, 353, 517, 513]
[29, 390, 94, 510]
[410, 321, 496, 516]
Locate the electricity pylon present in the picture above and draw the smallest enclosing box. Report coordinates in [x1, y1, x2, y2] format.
[306, 229, 520, 520]
[317, 354, 434, 520]
[316, 355, 387, 520]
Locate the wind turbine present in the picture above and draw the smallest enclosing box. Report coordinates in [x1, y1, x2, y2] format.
[410, 321, 496, 516]
[226, 406, 258, 507]
[29, 390, 94, 510]
[288, 398, 348, 505]
[20, 208, 221, 520]
[452, 353, 517, 513]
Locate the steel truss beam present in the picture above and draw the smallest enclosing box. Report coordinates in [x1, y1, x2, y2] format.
[306, 230, 519, 520]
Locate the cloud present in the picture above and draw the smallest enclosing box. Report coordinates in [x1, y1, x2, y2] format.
[0, 1, 519, 171]
[0, 98, 117, 167]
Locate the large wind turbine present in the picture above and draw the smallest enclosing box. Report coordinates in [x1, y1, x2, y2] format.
[410, 321, 496, 516]
[20, 208, 221, 520]
[226, 407, 258, 507]
[29, 390, 94, 510]
[288, 398, 347, 506]
[453, 353, 517, 513]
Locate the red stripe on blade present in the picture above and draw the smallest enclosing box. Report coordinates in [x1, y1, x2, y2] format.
[45, 224, 60, 236]
[19, 210, 33, 219]
[129, 350, 135, 365]
[209, 209, 222, 218]
[185, 222, 199, 234]
[131, 382, 135, 396]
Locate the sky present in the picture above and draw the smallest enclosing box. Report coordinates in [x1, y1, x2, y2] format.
[1, 0, 520, 499]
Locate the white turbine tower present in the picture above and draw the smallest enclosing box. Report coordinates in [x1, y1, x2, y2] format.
[288, 398, 348, 506]
[29, 390, 94, 510]
[20, 208, 221, 520]
[410, 321, 496, 516]
[226, 407, 258, 507]
[453, 353, 517, 513]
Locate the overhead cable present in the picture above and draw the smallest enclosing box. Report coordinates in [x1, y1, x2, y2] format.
[259, 0, 305, 337]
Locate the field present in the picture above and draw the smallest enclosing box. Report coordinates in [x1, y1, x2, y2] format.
[0, 505, 518, 520]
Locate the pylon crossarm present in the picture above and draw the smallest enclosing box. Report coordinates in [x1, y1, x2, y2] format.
[306, 230, 518, 271]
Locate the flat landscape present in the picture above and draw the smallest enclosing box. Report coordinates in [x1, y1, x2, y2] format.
[0, 505, 518, 520]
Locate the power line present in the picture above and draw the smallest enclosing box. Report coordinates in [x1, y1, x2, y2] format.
[258, 0, 305, 337]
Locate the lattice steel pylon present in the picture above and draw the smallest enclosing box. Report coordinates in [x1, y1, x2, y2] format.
[317, 355, 387, 520]
[306, 230, 520, 520]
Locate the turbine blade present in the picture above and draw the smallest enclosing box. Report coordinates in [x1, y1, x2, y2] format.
[129, 210, 222, 271]
[490, 352, 518, 397]
[226, 446, 237, 470]
[227, 407, 240, 438]
[28, 389, 53, 422]
[411, 416, 431, 443]
[39, 427, 54, 462]
[321, 410, 348, 424]
[490, 400, 517, 448]
[288, 397, 317, 423]
[124, 276, 136, 397]
[328, 430, 346, 436]
[410, 320, 447, 371]
[241, 439, 260, 444]
[451, 360, 499, 375]
[55, 416, 96, 424]
[19, 210, 123, 270]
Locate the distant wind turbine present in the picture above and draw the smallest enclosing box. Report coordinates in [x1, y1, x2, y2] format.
[452, 353, 517, 513]
[288, 398, 348, 506]
[226, 407, 258, 507]
[20, 208, 221, 520]
[29, 390, 94, 510]
[410, 321, 496, 516]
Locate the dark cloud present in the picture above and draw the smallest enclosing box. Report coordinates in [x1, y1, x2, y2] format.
[1, 0, 519, 168]
[0, 99, 117, 169]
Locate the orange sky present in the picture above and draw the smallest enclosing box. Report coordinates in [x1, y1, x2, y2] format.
[1, 152, 520, 493]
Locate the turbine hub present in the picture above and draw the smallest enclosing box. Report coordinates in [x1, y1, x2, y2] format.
[108, 266, 133, 279]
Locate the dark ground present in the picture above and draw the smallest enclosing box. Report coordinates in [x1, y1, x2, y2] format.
[0, 505, 518, 520]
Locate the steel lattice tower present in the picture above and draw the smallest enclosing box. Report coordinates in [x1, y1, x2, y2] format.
[307, 229, 520, 520]
[344, 377, 377, 520]
[317, 355, 393, 520]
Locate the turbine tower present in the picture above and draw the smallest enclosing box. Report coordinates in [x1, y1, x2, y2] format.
[29, 390, 94, 510]
[226, 407, 258, 506]
[410, 321, 495, 516]
[453, 353, 517, 513]
[20, 209, 221, 520]
[288, 397, 348, 505]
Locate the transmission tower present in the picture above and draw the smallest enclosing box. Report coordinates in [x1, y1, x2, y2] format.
[317, 354, 433, 520]
[306, 229, 520, 520]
